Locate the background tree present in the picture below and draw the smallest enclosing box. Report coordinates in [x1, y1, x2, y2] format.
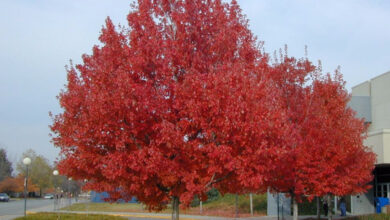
[0, 175, 39, 196]
[0, 148, 13, 181]
[265, 54, 375, 220]
[0, 177, 18, 195]
[17, 149, 53, 196]
[294, 72, 375, 220]
[13, 174, 39, 195]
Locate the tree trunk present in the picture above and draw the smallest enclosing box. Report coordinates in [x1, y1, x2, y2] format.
[292, 194, 298, 220]
[172, 196, 179, 220]
[235, 194, 239, 218]
[249, 193, 253, 216]
[327, 195, 332, 220]
[316, 197, 320, 219]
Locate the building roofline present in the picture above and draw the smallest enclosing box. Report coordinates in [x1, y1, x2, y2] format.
[371, 70, 390, 81]
[352, 70, 390, 90]
[352, 80, 370, 90]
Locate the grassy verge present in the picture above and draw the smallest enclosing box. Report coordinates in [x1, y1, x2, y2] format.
[201, 193, 267, 216]
[64, 193, 267, 217]
[64, 202, 145, 212]
[14, 212, 127, 220]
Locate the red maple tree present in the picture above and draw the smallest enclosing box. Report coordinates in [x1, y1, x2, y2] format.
[265, 54, 375, 219]
[51, 1, 375, 219]
[51, 0, 282, 219]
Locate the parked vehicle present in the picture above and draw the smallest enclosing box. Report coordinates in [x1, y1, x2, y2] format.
[43, 194, 54, 199]
[0, 193, 10, 202]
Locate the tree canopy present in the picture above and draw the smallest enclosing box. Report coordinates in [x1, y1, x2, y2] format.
[264, 56, 376, 219]
[17, 149, 54, 196]
[51, 1, 375, 220]
[0, 148, 13, 181]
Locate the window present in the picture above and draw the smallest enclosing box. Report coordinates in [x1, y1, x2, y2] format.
[377, 185, 383, 197]
[377, 183, 390, 197]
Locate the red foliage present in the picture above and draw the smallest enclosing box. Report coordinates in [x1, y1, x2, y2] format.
[51, 0, 282, 210]
[266, 55, 376, 202]
[51, 0, 375, 214]
[0, 177, 18, 193]
[0, 175, 38, 194]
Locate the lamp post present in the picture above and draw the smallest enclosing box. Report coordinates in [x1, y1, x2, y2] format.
[23, 157, 31, 217]
[68, 177, 72, 207]
[61, 190, 64, 208]
[84, 179, 89, 217]
[53, 170, 59, 211]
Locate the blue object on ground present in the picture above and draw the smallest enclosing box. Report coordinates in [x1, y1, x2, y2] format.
[376, 197, 389, 213]
[90, 191, 137, 203]
[340, 202, 346, 216]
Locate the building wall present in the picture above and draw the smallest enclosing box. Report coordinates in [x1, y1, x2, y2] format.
[370, 72, 390, 132]
[351, 71, 390, 215]
[383, 131, 390, 163]
[366, 132, 384, 164]
[352, 81, 371, 96]
[351, 188, 375, 215]
[349, 96, 371, 122]
[267, 191, 291, 217]
[351, 71, 390, 163]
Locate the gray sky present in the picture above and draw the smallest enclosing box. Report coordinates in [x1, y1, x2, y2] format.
[1, 0, 389, 164]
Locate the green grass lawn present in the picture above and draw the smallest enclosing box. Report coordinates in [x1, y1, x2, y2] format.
[14, 212, 127, 220]
[64, 202, 145, 212]
[201, 193, 267, 215]
[64, 193, 267, 217]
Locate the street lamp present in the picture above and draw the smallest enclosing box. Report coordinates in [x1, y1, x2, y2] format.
[23, 157, 31, 217]
[68, 177, 72, 207]
[53, 170, 59, 211]
[84, 179, 89, 217]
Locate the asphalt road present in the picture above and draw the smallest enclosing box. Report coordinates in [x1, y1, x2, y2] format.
[0, 198, 54, 219]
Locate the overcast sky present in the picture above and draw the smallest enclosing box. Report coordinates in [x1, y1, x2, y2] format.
[1, 0, 389, 164]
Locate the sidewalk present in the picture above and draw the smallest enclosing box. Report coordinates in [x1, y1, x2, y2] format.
[1, 204, 54, 220]
[1, 199, 76, 220]
[52, 210, 351, 220]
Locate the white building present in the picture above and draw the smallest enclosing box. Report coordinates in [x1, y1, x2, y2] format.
[349, 70, 390, 214]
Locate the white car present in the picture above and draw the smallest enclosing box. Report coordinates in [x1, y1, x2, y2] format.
[44, 194, 54, 199]
[0, 193, 10, 202]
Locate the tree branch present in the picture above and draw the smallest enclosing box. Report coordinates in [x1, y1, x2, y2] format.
[204, 172, 233, 189]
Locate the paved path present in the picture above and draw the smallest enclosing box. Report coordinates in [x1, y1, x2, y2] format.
[0, 198, 77, 220]
[52, 210, 350, 220]
[0, 199, 52, 220]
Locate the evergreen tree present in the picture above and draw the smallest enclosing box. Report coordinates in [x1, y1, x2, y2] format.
[0, 148, 13, 181]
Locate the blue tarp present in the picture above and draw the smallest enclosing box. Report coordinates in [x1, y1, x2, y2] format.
[90, 191, 137, 203]
[376, 197, 389, 213]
